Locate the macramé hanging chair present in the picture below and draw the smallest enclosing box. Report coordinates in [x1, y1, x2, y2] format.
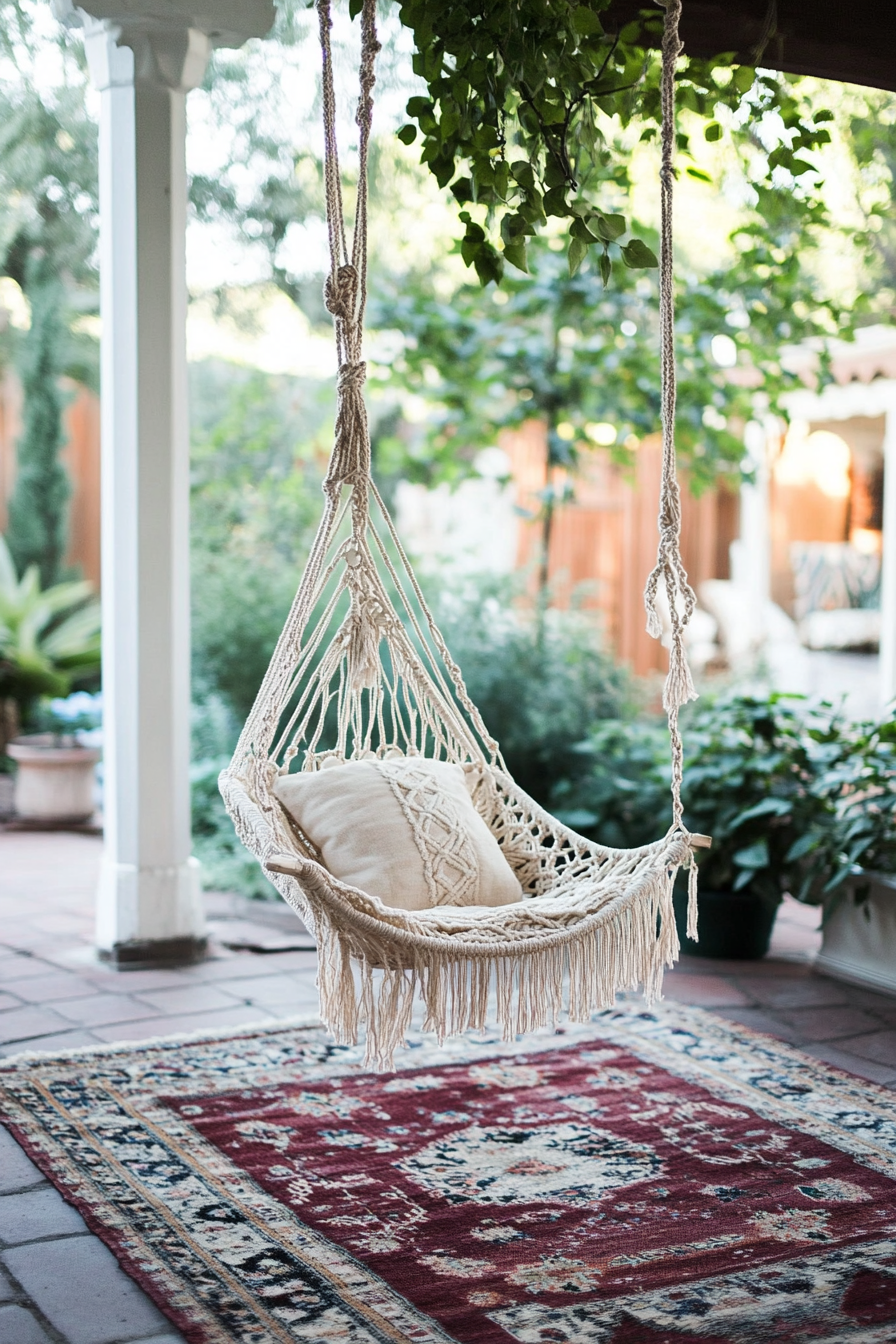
[220, 0, 710, 1070]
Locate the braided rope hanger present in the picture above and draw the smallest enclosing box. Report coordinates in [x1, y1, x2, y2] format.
[318, 0, 698, 837]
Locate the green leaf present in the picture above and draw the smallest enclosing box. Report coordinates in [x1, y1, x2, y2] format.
[733, 839, 770, 870]
[568, 235, 587, 276]
[789, 158, 818, 176]
[785, 832, 821, 862]
[731, 796, 792, 826]
[599, 250, 611, 287]
[732, 65, 755, 93]
[543, 186, 569, 218]
[510, 161, 536, 192]
[571, 5, 603, 37]
[704, 121, 722, 142]
[397, 124, 417, 146]
[620, 238, 658, 269]
[570, 216, 599, 243]
[504, 240, 529, 273]
[595, 213, 626, 241]
[406, 96, 434, 120]
[686, 167, 712, 183]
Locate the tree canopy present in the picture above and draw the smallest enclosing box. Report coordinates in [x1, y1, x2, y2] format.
[391, 0, 837, 287]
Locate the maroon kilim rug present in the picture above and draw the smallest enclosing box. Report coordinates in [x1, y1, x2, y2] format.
[2, 1003, 896, 1343]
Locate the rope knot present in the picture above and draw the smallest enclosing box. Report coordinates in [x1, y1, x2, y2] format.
[324, 264, 360, 322]
[337, 360, 367, 394]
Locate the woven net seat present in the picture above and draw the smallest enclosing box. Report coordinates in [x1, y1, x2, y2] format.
[220, 0, 704, 1069]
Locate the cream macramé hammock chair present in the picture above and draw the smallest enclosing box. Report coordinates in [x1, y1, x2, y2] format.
[220, 0, 710, 1070]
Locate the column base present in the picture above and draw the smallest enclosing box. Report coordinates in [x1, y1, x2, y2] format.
[99, 935, 208, 969]
[96, 854, 206, 955]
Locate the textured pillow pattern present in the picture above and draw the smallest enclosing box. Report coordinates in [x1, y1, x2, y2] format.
[273, 757, 523, 912]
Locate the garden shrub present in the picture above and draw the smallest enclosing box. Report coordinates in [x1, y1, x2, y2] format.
[430, 575, 636, 803]
[190, 360, 332, 721]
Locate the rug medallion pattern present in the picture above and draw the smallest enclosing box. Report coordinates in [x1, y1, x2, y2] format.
[2, 1003, 896, 1343]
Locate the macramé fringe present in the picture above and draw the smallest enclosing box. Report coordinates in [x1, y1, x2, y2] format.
[306, 863, 686, 1071]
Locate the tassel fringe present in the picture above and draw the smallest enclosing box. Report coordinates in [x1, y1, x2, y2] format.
[304, 863, 684, 1071]
[687, 856, 699, 943]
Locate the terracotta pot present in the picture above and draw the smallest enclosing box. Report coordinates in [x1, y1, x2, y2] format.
[6, 734, 101, 824]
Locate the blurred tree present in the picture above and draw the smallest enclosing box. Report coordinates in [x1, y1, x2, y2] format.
[189, 361, 333, 721]
[0, 4, 99, 584]
[848, 88, 896, 321]
[369, 211, 840, 589]
[4, 258, 70, 587]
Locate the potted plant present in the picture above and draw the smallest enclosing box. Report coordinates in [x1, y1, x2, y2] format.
[670, 693, 855, 958]
[1, 535, 102, 822]
[555, 693, 850, 960]
[7, 692, 102, 824]
[800, 716, 896, 993]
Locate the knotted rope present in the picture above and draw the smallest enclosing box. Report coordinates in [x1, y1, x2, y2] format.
[318, 0, 380, 496]
[644, 0, 698, 834]
[316, 0, 697, 852]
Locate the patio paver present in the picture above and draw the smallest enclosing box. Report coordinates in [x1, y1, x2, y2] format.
[1, 828, 895, 1342]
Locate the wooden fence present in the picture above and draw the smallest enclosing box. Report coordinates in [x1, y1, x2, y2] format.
[0, 372, 101, 588]
[504, 420, 738, 676]
[0, 377, 739, 679]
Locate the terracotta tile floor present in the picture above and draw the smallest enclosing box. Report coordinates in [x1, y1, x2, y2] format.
[1, 830, 895, 1342]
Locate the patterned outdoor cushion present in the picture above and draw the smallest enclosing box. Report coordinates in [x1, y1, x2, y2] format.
[799, 607, 881, 651]
[790, 542, 881, 621]
[273, 757, 523, 912]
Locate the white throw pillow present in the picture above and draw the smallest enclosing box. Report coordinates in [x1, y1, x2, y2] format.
[273, 757, 522, 912]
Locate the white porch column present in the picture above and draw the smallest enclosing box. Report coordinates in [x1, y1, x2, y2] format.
[56, 1, 274, 967]
[729, 418, 773, 648]
[880, 400, 896, 709]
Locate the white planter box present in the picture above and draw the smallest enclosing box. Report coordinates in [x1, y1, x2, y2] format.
[6, 734, 101, 824]
[816, 873, 896, 997]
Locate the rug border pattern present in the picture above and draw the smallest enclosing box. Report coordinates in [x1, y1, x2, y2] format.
[2, 1001, 896, 1344]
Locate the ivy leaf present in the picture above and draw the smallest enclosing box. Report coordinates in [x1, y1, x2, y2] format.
[570, 216, 599, 243]
[599, 249, 611, 287]
[620, 238, 658, 269]
[348, 0, 363, 16]
[595, 213, 625, 241]
[571, 5, 603, 37]
[568, 235, 588, 276]
[686, 167, 712, 183]
[472, 241, 504, 286]
[510, 161, 536, 192]
[397, 124, 417, 146]
[406, 96, 434, 120]
[504, 240, 529, 273]
[543, 186, 569, 217]
[704, 121, 722, 141]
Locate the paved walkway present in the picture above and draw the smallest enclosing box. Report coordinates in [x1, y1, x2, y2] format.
[1, 832, 895, 1343]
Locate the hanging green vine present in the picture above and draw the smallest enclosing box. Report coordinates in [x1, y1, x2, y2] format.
[385, 0, 835, 284]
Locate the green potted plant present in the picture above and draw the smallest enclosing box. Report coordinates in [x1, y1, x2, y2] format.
[673, 693, 851, 958]
[802, 716, 896, 993]
[555, 692, 851, 960]
[0, 535, 102, 822]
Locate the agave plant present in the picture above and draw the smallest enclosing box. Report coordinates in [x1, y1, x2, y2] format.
[0, 534, 101, 750]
